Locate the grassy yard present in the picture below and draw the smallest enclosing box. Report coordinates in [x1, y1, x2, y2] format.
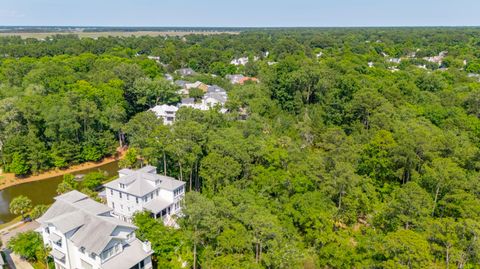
[0, 216, 22, 231]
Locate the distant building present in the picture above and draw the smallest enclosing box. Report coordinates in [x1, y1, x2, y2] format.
[424, 51, 447, 65]
[37, 191, 153, 269]
[226, 74, 245, 84]
[230, 57, 249, 66]
[147, 56, 160, 61]
[368, 62, 374, 68]
[175, 68, 196, 77]
[226, 74, 259, 85]
[150, 104, 178, 125]
[104, 166, 186, 225]
[185, 81, 209, 92]
[164, 74, 174, 81]
[389, 58, 402, 64]
[179, 85, 228, 113]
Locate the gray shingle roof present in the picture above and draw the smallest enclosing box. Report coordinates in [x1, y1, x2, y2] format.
[105, 166, 185, 197]
[207, 85, 226, 93]
[143, 198, 171, 213]
[37, 190, 136, 255]
[102, 239, 153, 269]
[181, 97, 195, 105]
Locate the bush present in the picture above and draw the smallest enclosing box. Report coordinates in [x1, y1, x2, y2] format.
[8, 231, 44, 262]
[82, 172, 106, 190]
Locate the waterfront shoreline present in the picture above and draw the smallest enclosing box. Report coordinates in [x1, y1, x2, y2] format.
[0, 150, 125, 191]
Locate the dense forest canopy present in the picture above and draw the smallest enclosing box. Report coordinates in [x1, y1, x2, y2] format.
[2, 28, 480, 268]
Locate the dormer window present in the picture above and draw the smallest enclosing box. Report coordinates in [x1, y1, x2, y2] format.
[155, 180, 160, 185]
[119, 183, 125, 189]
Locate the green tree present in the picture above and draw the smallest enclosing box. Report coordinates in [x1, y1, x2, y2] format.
[81, 171, 106, 190]
[132, 77, 180, 108]
[189, 88, 204, 101]
[382, 229, 434, 268]
[9, 152, 30, 176]
[9, 195, 32, 220]
[56, 174, 79, 194]
[200, 152, 242, 195]
[8, 231, 45, 262]
[30, 204, 49, 219]
[119, 148, 139, 168]
[380, 181, 433, 230]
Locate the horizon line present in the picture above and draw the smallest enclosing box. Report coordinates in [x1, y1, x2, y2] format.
[1, 25, 480, 29]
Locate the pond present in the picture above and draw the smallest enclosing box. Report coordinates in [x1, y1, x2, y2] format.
[0, 161, 120, 224]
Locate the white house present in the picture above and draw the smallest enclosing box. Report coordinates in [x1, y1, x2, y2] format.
[424, 51, 447, 65]
[37, 191, 153, 269]
[175, 68, 196, 77]
[230, 57, 249, 66]
[150, 104, 178, 125]
[104, 166, 186, 225]
[179, 85, 228, 113]
[147, 56, 160, 61]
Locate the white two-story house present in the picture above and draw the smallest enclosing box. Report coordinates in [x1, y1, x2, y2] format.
[37, 190, 153, 269]
[150, 105, 178, 125]
[104, 166, 185, 225]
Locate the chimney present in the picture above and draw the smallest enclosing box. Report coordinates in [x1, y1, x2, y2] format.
[142, 241, 152, 253]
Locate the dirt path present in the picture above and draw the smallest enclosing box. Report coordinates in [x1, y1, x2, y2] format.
[0, 149, 125, 191]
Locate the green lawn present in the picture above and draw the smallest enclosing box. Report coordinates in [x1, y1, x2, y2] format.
[0, 216, 22, 231]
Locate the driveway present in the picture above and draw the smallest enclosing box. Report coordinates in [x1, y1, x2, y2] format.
[0, 221, 39, 269]
[1, 221, 40, 245]
[3, 249, 34, 269]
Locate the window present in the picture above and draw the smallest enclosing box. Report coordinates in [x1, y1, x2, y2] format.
[120, 204, 124, 210]
[112, 202, 115, 209]
[89, 253, 96, 260]
[45, 227, 50, 234]
[119, 192, 123, 199]
[136, 197, 139, 204]
[174, 188, 184, 197]
[127, 194, 129, 201]
[143, 197, 147, 202]
[150, 193, 153, 199]
[80, 247, 85, 254]
[156, 190, 159, 196]
[54, 239, 62, 248]
[101, 243, 121, 261]
[120, 183, 125, 189]
[110, 189, 113, 195]
[155, 180, 160, 185]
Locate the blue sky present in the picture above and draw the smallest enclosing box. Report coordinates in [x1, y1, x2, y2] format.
[1, 0, 480, 27]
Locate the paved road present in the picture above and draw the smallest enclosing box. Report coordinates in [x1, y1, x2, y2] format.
[4, 249, 34, 269]
[1, 221, 40, 244]
[0, 221, 39, 269]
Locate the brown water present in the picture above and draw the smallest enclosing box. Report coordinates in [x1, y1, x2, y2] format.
[0, 161, 120, 224]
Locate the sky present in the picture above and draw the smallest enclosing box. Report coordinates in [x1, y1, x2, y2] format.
[1, 0, 480, 27]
